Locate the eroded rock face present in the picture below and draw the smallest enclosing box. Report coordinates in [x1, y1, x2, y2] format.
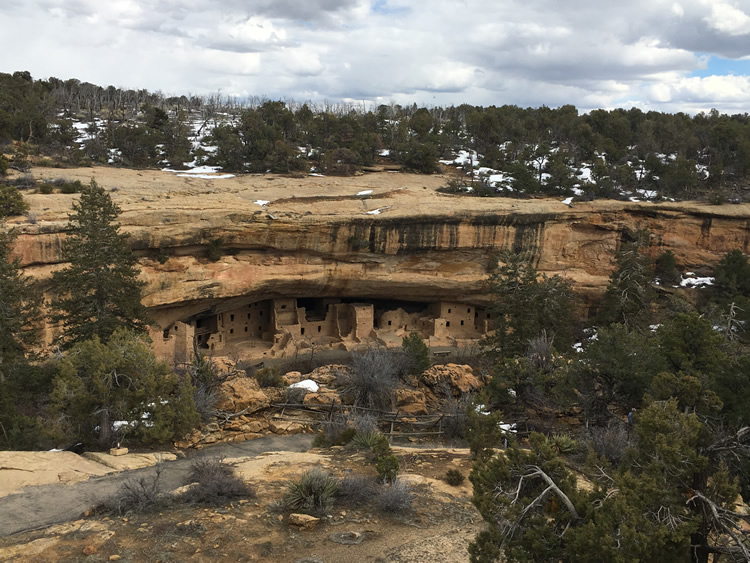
[10, 167, 750, 344]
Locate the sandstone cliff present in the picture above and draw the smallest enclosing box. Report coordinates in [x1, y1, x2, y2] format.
[7, 166, 750, 333]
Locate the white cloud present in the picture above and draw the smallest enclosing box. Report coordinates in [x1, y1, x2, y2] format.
[0, 0, 748, 114]
[704, 1, 750, 36]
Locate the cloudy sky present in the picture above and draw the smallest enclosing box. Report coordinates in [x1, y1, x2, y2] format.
[3, 0, 750, 114]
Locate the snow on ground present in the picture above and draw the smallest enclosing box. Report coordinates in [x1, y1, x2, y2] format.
[176, 173, 235, 179]
[439, 149, 480, 167]
[366, 207, 391, 215]
[562, 197, 574, 205]
[679, 274, 715, 288]
[379, 149, 391, 157]
[254, 200, 270, 206]
[576, 167, 593, 183]
[357, 190, 373, 196]
[289, 379, 318, 392]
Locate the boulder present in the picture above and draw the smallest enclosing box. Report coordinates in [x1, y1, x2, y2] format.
[306, 365, 347, 386]
[393, 389, 429, 416]
[303, 390, 342, 406]
[282, 371, 303, 385]
[269, 420, 307, 434]
[422, 364, 482, 396]
[288, 513, 320, 530]
[215, 376, 270, 413]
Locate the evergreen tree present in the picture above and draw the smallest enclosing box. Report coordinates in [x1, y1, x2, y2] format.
[598, 238, 653, 327]
[0, 229, 41, 381]
[51, 180, 149, 348]
[401, 331, 430, 375]
[51, 328, 199, 448]
[483, 252, 576, 359]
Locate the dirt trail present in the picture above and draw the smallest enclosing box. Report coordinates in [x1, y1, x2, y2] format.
[0, 434, 314, 538]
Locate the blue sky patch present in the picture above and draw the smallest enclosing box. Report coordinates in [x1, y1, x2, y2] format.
[691, 56, 750, 78]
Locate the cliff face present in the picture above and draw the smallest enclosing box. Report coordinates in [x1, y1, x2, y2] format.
[8, 166, 750, 331]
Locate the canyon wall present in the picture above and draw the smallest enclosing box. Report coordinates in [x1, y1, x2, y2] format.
[7, 167, 750, 346]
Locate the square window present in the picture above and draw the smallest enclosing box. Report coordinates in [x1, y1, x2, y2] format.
[446, 321, 451, 327]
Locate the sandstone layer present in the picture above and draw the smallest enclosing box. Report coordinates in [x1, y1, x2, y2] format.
[7, 166, 750, 337]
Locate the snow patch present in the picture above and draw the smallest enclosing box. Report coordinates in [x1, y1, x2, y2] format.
[289, 379, 319, 392]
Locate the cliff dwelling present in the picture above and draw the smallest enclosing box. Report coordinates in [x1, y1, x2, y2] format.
[151, 297, 491, 364]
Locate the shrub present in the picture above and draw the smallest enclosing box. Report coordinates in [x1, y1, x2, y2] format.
[286, 385, 309, 404]
[110, 469, 167, 515]
[254, 367, 283, 388]
[348, 411, 378, 435]
[0, 154, 8, 175]
[206, 237, 224, 261]
[376, 454, 400, 483]
[184, 457, 254, 503]
[37, 183, 54, 194]
[0, 185, 28, 218]
[352, 430, 381, 449]
[375, 479, 413, 513]
[336, 474, 378, 504]
[314, 420, 357, 448]
[587, 422, 631, 466]
[444, 469, 465, 486]
[284, 468, 339, 515]
[547, 433, 580, 455]
[441, 395, 472, 440]
[59, 179, 83, 194]
[372, 433, 392, 458]
[346, 348, 401, 410]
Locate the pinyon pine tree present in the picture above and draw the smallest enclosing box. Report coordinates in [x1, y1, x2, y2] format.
[51, 180, 149, 347]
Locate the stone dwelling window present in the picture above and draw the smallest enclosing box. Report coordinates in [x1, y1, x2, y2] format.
[487, 313, 491, 319]
[230, 328, 234, 334]
[259, 326, 262, 332]
[475, 311, 478, 318]
[318, 326, 322, 332]
[248, 313, 251, 319]
[301, 327, 305, 335]
[448, 308, 451, 313]
[446, 321, 451, 327]
[461, 320, 464, 326]
[467, 308, 471, 313]
[230, 314, 234, 322]
[260, 311, 263, 316]
[162, 329, 169, 339]
[388, 320, 392, 326]
[244, 327, 248, 332]
[281, 305, 287, 309]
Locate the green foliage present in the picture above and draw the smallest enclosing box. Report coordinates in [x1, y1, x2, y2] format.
[206, 237, 224, 261]
[546, 433, 580, 455]
[0, 185, 28, 218]
[482, 252, 576, 359]
[0, 155, 8, 175]
[469, 400, 749, 562]
[0, 230, 41, 380]
[598, 239, 653, 327]
[466, 406, 508, 461]
[351, 430, 380, 449]
[444, 468, 465, 486]
[713, 249, 750, 298]
[284, 468, 339, 515]
[376, 453, 400, 483]
[656, 312, 725, 376]
[572, 323, 666, 423]
[654, 250, 679, 285]
[37, 183, 54, 194]
[401, 332, 430, 374]
[51, 180, 149, 348]
[51, 329, 199, 448]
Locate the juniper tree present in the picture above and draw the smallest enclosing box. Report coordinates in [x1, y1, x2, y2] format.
[51, 180, 149, 348]
[0, 229, 41, 381]
[482, 252, 576, 360]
